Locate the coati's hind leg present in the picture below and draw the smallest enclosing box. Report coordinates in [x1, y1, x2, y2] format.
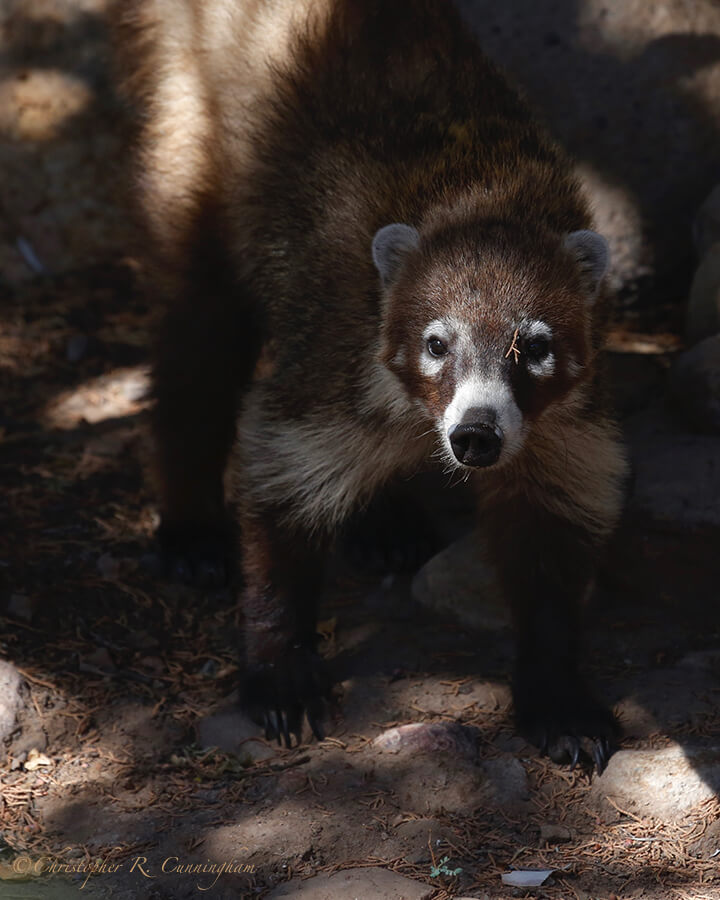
[151, 202, 263, 587]
[485, 415, 627, 772]
[239, 511, 333, 746]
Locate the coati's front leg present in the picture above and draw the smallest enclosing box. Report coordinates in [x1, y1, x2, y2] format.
[239, 511, 333, 746]
[485, 420, 626, 773]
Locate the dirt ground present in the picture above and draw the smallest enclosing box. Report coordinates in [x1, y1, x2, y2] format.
[2, 1, 720, 898]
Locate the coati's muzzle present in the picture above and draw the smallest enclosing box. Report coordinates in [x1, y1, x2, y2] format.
[449, 422, 502, 467]
[448, 408, 503, 468]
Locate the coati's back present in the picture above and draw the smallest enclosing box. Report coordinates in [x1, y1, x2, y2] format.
[117, 0, 590, 320]
[114, 0, 322, 270]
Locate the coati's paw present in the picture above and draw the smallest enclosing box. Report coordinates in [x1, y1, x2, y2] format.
[152, 521, 231, 588]
[241, 646, 334, 748]
[343, 497, 439, 574]
[513, 676, 618, 774]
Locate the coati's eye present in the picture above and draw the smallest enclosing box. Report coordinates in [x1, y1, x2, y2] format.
[427, 337, 448, 357]
[526, 336, 550, 361]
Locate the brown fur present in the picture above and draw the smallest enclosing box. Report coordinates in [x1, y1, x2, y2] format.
[115, 0, 627, 760]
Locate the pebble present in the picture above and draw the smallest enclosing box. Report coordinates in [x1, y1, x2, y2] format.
[539, 823, 572, 844]
[195, 710, 275, 764]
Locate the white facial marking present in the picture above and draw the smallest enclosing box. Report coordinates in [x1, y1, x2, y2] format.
[441, 374, 525, 467]
[523, 319, 555, 379]
[420, 319, 450, 377]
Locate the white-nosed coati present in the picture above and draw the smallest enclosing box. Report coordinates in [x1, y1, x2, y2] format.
[115, 0, 628, 770]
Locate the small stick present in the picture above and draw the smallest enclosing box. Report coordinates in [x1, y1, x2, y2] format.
[505, 327, 521, 363]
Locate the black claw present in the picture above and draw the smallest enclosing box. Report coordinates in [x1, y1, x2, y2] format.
[280, 711, 292, 748]
[266, 710, 281, 744]
[593, 738, 610, 775]
[570, 741, 580, 770]
[242, 647, 332, 749]
[538, 729, 548, 756]
[307, 711, 324, 743]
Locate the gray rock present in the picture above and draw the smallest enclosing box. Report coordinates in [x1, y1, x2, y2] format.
[615, 668, 716, 739]
[606, 351, 663, 415]
[686, 245, 720, 343]
[10, 721, 49, 758]
[412, 530, 507, 630]
[625, 403, 720, 530]
[373, 722, 479, 759]
[590, 745, 720, 821]
[0, 660, 24, 743]
[693, 186, 720, 258]
[689, 817, 720, 859]
[539, 823, 572, 844]
[668, 335, 720, 433]
[373, 724, 529, 815]
[195, 710, 275, 764]
[266, 867, 433, 899]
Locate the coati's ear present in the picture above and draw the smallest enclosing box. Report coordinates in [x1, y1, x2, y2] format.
[563, 230, 609, 300]
[372, 224, 420, 288]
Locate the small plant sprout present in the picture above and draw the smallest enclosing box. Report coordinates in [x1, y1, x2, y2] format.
[429, 855, 463, 878]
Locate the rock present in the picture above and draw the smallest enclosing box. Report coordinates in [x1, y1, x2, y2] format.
[668, 335, 720, 433]
[373, 722, 479, 759]
[678, 649, 720, 674]
[689, 817, 720, 859]
[686, 245, 720, 343]
[412, 530, 507, 630]
[79, 647, 117, 676]
[373, 725, 529, 815]
[693, 186, 720, 258]
[590, 745, 720, 821]
[266, 867, 433, 899]
[606, 351, 664, 415]
[10, 722, 49, 758]
[195, 710, 275, 764]
[625, 403, 720, 530]
[539, 823, 572, 844]
[615, 668, 716, 739]
[0, 660, 24, 743]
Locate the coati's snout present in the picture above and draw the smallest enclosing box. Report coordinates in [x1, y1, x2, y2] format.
[448, 411, 502, 468]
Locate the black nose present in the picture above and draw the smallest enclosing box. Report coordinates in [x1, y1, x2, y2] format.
[449, 423, 502, 468]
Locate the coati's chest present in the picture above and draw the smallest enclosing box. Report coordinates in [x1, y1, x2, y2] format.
[234, 364, 434, 530]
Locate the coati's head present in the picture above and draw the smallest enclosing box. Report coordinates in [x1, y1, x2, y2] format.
[372, 220, 609, 470]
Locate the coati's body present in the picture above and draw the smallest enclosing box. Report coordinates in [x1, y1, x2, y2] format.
[116, 0, 627, 766]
